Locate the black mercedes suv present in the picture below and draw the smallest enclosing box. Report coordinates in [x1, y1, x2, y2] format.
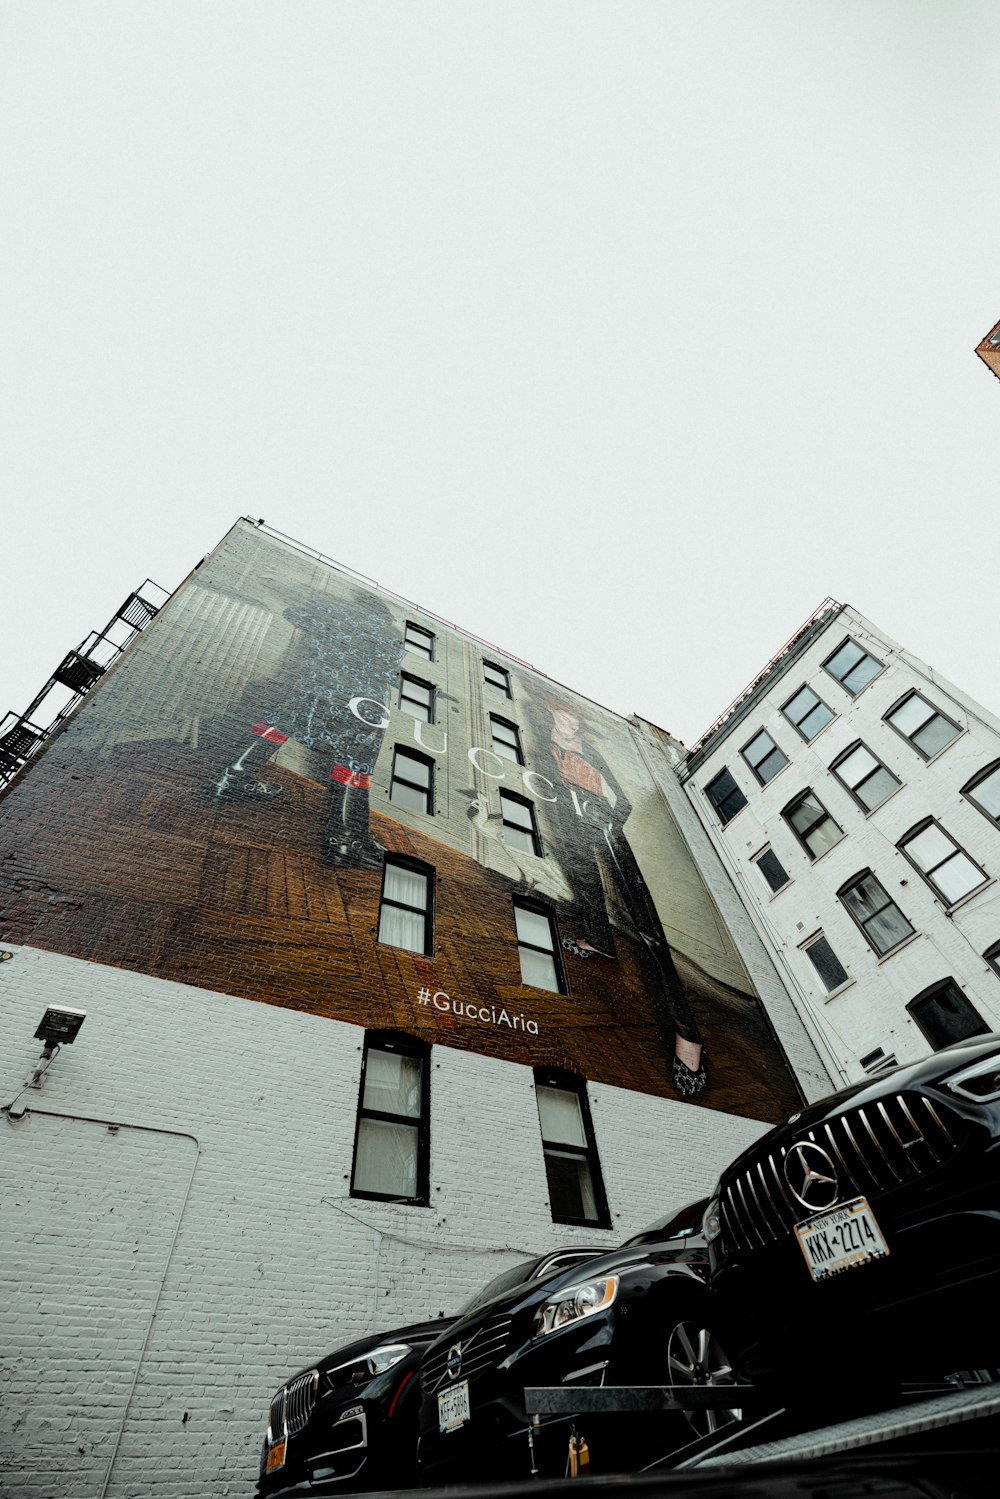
[705, 1032, 1000, 1399]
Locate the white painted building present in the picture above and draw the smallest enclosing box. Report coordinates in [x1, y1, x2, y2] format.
[682, 602, 1000, 1086]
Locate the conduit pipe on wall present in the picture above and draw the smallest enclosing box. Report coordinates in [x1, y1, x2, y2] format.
[677, 784, 850, 1089]
[1, 1104, 200, 1499]
[629, 725, 847, 1091]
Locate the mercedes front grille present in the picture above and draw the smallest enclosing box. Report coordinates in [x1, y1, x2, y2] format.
[719, 1091, 964, 1252]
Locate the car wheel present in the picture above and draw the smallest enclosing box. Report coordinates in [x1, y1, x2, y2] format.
[665, 1316, 743, 1438]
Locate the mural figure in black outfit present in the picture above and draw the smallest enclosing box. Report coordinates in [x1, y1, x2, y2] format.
[540, 694, 707, 1096]
[205, 590, 403, 871]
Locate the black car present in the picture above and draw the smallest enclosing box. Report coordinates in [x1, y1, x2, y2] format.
[704, 1032, 1000, 1405]
[258, 1248, 605, 1495]
[416, 1197, 732, 1484]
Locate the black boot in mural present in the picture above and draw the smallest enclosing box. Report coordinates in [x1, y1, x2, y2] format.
[324, 767, 385, 871]
[204, 731, 284, 803]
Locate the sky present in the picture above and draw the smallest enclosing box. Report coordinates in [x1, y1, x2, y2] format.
[2, 1, 999, 749]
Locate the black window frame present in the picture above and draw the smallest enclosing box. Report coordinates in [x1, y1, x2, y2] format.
[501, 789, 541, 856]
[802, 933, 850, 994]
[753, 846, 790, 894]
[351, 1031, 430, 1206]
[389, 746, 435, 817]
[704, 767, 747, 825]
[838, 868, 914, 957]
[404, 621, 435, 662]
[399, 672, 435, 724]
[740, 727, 789, 786]
[898, 817, 988, 909]
[781, 684, 836, 742]
[963, 761, 1000, 828]
[514, 900, 565, 993]
[782, 789, 844, 860]
[376, 855, 434, 955]
[830, 740, 901, 813]
[490, 714, 525, 766]
[883, 690, 962, 762]
[533, 1068, 611, 1230]
[484, 661, 512, 698]
[822, 636, 885, 696]
[907, 980, 990, 1052]
[984, 940, 1000, 977]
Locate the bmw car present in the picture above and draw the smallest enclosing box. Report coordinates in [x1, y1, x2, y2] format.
[705, 1032, 1000, 1404]
[416, 1197, 732, 1483]
[258, 1248, 605, 1495]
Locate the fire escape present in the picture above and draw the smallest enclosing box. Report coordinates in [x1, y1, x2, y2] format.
[0, 579, 172, 791]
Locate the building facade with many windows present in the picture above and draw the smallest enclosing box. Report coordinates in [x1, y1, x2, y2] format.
[682, 601, 1000, 1086]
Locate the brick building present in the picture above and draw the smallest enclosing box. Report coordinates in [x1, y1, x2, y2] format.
[0, 520, 826, 1498]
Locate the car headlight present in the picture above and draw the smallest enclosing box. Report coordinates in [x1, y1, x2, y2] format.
[327, 1342, 412, 1387]
[533, 1276, 619, 1339]
[942, 1054, 1000, 1103]
[702, 1195, 722, 1243]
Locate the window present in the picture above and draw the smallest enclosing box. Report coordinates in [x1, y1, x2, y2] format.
[907, 980, 990, 1051]
[831, 742, 901, 812]
[898, 820, 987, 907]
[803, 934, 849, 993]
[783, 791, 843, 859]
[377, 858, 433, 954]
[823, 637, 884, 695]
[490, 715, 524, 765]
[484, 661, 511, 697]
[963, 762, 1000, 826]
[515, 902, 563, 992]
[741, 728, 788, 785]
[534, 1070, 610, 1228]
[351, 1033, 429, 1204]
[390, 748, 434, 816]
[984, 940, 1000, 977]
[839, 870, 914, 956]
[754, 847, 790, 894]
[501, 790, 540, 855]
[399, 673, 434, 724]
[404, 621, 434, 661]
[782, 684, 835, 741]
[705, 767, 747, 824]
[884, 691, 961, 760]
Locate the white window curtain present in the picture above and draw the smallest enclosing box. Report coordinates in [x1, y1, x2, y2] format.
[354, 1118, 418, 1198]
[363, 1049, 422, 1117]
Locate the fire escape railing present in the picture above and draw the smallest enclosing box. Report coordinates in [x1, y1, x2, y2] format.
[0, 580, 171, 789]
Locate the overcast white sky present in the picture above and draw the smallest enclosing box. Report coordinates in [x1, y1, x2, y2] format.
[3, 1, 999, 747]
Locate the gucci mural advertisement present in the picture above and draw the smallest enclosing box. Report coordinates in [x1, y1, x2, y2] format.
[0, 522, 800, 1117]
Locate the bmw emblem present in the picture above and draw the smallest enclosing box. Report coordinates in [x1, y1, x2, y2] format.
[446, 1344, 463, 1380]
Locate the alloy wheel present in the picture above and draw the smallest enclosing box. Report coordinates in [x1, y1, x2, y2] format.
[666, 1318, 742, 1437]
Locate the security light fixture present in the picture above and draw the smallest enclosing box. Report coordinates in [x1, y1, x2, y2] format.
[34, 1007, 86, 1048]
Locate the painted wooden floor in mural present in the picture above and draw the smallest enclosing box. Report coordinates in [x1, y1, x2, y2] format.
[0, 742, 801, 1119]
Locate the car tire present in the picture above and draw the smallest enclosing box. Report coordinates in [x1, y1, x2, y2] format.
[661, 1295, 745, 1441]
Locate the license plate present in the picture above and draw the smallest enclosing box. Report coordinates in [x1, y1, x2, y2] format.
[794, 1195, 889, 1281]
[266, 1439, 286, 1473]
[438, 1380, 470, 1432]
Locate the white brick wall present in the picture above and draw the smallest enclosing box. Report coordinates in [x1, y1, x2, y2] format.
[0, 946, 768, 1499]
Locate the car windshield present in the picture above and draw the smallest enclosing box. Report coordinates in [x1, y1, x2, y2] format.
[458, 1258, 542, 1314]
[622, 1196, 709, 1248]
